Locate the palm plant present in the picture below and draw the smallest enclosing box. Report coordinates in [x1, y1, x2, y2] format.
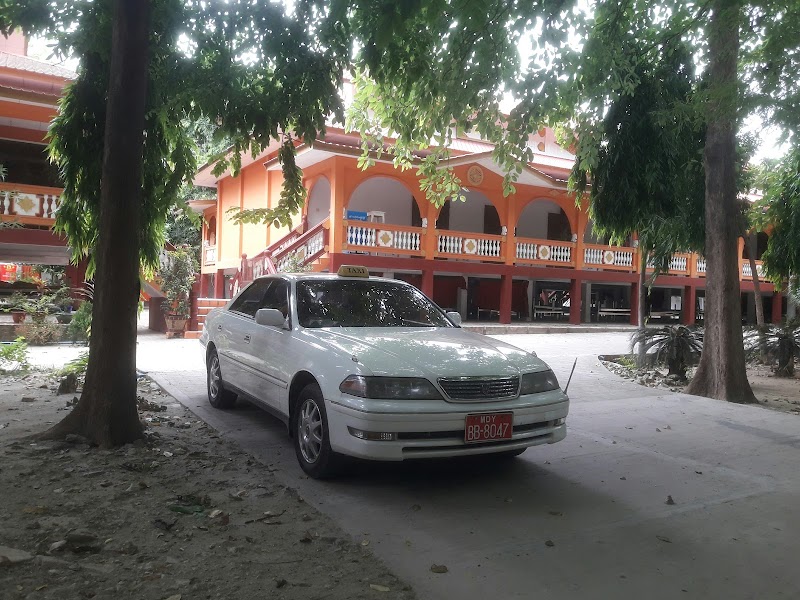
[630, 325, 704, 381]
[743, 321, 800, 377]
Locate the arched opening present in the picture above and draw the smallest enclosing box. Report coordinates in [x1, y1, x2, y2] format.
[516, 199, 572, 241]
[306, 177, 330, 229]
[347, 177, 423, 226]
[439, 190, 501, 234]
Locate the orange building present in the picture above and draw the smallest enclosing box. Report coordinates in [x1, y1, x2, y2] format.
[193, 123, 787, 332]
[0, 33, 87, 290]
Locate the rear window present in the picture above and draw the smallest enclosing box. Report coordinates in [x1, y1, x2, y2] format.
[295, 280, 452, 328]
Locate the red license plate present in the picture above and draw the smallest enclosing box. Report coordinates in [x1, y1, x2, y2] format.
[464, 412, 513, 444]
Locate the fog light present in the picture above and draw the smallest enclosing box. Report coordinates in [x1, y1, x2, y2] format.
[348, 427, 397, 441]
[554, 418, 566, 426]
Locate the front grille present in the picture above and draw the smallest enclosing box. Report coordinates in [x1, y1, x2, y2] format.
[438, 376, 519, 401]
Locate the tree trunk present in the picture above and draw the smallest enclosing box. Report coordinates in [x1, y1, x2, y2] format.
[743, 233, 767, 359]
[636, 250, 647, 368]
[686, 0, 756, 403]
[41, 1, 150, 445]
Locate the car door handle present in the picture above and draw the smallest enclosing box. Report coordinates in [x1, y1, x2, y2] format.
[244, 334, 251, 343]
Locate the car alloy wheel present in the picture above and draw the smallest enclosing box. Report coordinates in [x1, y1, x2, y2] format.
[207, 349, 237, 409]
[293, 383, 341, 478]
[298, 398, 323, 464]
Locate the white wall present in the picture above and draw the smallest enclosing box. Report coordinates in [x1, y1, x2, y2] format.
[516, 199, 568, 239]
[307, 177, 330, 228]
[348, 177, 414, 225]
[448, 190, 493, 233]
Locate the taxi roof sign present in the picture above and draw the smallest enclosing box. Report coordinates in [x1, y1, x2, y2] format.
[337, 265, 370, 278]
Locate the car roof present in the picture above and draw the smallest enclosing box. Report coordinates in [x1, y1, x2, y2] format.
[254, 272, 404, 284]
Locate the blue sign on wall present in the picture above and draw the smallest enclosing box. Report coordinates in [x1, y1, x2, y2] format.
[346, 210, 368, 221]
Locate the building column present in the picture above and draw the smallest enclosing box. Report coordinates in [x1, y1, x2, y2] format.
[214, 268, 225, 299]
[582, 282, 592, 322]
[499, 274, 513, 324]
[629, 282, 639, 326]
[526, 279, 534, 321]
[772, 291, 783, 324]
[199, 273, 208, 298]
[569, 277, 582, 325]
[421, 268, 434, 299]
[682, 285, 696, 325]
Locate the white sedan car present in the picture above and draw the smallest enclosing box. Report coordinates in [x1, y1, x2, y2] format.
[200, 267, 569, 478]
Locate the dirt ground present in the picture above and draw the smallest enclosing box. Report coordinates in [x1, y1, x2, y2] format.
[0, 371, 415, 600]
[602, 358, 800, 413]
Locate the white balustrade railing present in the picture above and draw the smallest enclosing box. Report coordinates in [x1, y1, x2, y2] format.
[742, 261, 764, 278]
[347, 224, 377, 247]
[696, 258, 707, 274]
[515, 240, 572, 263]
[203, 245, 217, 265]
[347, 223, 421, 253]
[438, 233, 502, 258]
[0, 191, 61, 218]
[438, 234, 462, 254]
[583, 246, 634, 268]
[670, 255, 688, 272]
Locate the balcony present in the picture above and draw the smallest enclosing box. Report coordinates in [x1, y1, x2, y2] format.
[0, 182, 63, 224]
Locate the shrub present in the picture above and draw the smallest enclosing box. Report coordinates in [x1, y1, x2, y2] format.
[16, 321, 61, 345]
[630, 325, 703, 380]
[68, 301, 93, 342]
[743, 322, 800, 377]
[158, 247, 198, 318]
[59, 351, 89, 377]
[0, 336, 29, 372]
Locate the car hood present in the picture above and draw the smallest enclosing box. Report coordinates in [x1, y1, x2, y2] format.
[302, 327, 549, 378]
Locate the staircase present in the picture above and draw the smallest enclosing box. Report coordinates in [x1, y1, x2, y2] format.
[184, 297, 227, 339]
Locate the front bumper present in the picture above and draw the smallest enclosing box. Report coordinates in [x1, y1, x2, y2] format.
[326, 393, 569, 461]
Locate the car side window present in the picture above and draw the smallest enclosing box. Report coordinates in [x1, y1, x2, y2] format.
[229, 279, 272, 318]
[258, 280, 290, 319]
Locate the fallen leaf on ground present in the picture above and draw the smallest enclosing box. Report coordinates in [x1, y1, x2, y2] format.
[369, 584, 390, 592]
[430, 564, 448, 573]
[665, 495, 675, 505]
[544, 540, 555, 547]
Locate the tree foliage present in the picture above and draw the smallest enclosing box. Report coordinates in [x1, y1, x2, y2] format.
[0, 0, 350, 270]
[758, 147, 800, 285]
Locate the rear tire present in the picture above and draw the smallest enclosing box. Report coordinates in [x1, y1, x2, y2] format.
[207, 349, 237, 409]
[293, 383, 341, 479]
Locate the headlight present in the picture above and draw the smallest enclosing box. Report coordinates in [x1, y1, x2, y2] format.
[339, 375, 443, 400]
[520, 370, 560, 394]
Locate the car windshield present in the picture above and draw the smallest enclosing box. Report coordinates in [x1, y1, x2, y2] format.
[296, 279, 453, 328]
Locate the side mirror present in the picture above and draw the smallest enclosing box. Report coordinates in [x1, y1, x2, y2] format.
[255, 308, 287, 329]
[446, 311, 462, 326]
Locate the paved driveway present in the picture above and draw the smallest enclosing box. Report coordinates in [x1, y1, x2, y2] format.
[142, 331, 800, 600]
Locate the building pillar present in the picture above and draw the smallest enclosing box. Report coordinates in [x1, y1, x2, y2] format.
[214, 268, 225, 299]
[526, 279, 534, 321]
[569, 277, 582, 325]
[499, 274, 513, 324]
[629, 282, 639, 326]
[682, 285, 696, 325]
[421, 269, 434, 299]
[772, 291, 783, 324]
[582, 282, 592, 322]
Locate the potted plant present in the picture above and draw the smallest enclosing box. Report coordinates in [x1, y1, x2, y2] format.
[158, 246, 198, 338]
[6, 291, 29, 324]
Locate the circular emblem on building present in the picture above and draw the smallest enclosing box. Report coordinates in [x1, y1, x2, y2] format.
[467, 165, 484, 186]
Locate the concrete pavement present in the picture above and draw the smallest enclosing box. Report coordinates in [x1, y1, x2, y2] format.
[136, 331, 799, 598]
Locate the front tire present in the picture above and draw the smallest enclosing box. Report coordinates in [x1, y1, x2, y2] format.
[293, 383, 340, 479]
[207, 349, 237, 409]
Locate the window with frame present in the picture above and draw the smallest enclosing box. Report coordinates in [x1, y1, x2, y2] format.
[228, 279, 272, 318]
